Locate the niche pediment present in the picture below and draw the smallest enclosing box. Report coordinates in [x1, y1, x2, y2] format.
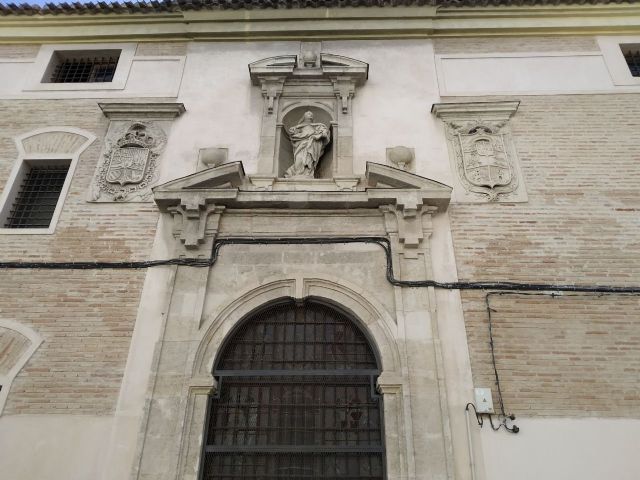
[249, 53, 368, 86]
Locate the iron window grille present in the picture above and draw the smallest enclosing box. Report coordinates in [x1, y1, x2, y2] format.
[46, 51, 120, 83]
[201, 300, 385, 480]
[3, 163, 69, 228]
[622, 47, 640, 77]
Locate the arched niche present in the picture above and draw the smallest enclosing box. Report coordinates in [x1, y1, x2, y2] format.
[250, 47, 368, 181]
[277, 104, 336, 179]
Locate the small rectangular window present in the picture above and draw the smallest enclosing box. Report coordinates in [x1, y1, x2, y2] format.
[3, 162, 70, 229]
[620, 44, 640, 77]
[43, 49, 121, 83]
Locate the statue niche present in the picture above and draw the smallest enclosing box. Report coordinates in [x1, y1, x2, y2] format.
[250, 44, 368, 185]
[279, 107, 333, 179]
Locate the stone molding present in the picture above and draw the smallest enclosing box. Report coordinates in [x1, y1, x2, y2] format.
[173, 277, 409, 480]
[88, 103, 185, 203]
[1, 4, 638, 43]
[153, 161, 452, 256]
[98, 102, 186, 120]
[432, 100, 528, 203]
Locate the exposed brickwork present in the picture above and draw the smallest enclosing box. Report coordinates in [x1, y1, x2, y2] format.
[434, 36, 598, 54]
[448, 94, 640, 416]
[0, 269, 146, 414]
[0, 99, 159, 414]
[463, 293, 640, 417]
[0, 44, 40, 59]
[135, 42, 187, 56]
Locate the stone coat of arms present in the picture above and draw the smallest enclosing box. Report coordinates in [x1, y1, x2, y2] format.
[448, 121, 518, 201]
[90, 122, 167, 202]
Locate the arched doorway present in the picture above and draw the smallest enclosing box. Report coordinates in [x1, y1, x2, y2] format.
[200, 298, 385, 480]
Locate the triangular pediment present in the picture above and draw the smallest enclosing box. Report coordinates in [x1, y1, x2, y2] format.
[249, 53, 368, 85]
[249, 55, 297, 85]
[153, 161, 451, 212]
[153, 162, 246, 192]
[365, 162, 452, 192]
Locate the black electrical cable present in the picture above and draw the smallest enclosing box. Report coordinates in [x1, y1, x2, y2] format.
[1, 236, 640, 294]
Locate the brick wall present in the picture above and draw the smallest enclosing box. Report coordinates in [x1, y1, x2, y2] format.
[448, 94, 640, 416]
[0, 99, 159, 414]
[0, 44, 39, 59]
[135, 42, 187, 56]
[434, 36, 598, 54]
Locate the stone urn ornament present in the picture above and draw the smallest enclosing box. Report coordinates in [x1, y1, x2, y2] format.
[387, 146, 414, 171]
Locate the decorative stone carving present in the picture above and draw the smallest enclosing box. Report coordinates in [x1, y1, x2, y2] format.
[153, 161, 451, 257]
[432, 101, 527, 203]
[285, 111, 331, 178]
[249, 42, 368, 181]
[90, 122, 166, 202]
[88, 102, 185, 203]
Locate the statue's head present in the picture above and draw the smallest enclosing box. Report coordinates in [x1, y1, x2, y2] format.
[303, 111, 314, 122]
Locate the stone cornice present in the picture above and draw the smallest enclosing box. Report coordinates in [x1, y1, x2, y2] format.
[0, 4, 639, 42]
[98, 102, 186, 120]
[431, 101, 520, 124]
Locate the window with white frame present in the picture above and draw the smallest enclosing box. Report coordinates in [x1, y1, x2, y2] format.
[1, 159, 71, 229]
[597, 36, 640, 86]
[0, 127, 95, 234]
[24, 44, 135, 92]
[42, 49, 121, 84]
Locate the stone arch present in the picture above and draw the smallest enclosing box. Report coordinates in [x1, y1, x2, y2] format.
[15, 126, 96, 157]
[0, 319, 43, 414]
[193, 275, 401, 380]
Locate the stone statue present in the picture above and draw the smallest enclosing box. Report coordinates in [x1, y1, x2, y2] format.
[284, 111, 330, 178]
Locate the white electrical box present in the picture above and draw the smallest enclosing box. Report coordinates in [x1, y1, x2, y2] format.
[474, 388, 495, 413]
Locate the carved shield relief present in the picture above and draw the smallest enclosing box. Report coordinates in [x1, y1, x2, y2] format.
[459, 133, 512, 189]
[105, 147, 150, 185]
[90, 121, 167, 202]
[451, 124, 518, 201]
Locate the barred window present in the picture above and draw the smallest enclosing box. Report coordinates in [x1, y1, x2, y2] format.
[202, 300, 385, 480]
[43, 50, 120, 83]
[621, 45, 640, 77]
[2, 162, 70, 229]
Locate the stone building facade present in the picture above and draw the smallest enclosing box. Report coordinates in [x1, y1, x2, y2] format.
[0, 2, 639, 480]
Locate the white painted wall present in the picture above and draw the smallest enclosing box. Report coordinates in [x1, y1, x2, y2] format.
[0, 415, 112, 480]
[437, 53, 615, 95]
[476, 417, 640, 480]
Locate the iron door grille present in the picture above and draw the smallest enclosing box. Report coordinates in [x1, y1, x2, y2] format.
[202, 300, 385, 480]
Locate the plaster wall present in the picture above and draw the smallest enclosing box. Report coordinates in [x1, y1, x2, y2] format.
[0, 414, 112, 480]
[477, 417, 640, 480]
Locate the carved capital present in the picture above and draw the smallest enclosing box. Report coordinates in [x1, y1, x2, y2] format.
[381, 200, 436, 249]
[376, 372, 404, 395]
[258, 77, 286, 115]
[170, 196, 225, 251]
[188, 376, 218, 396]
[331, 77, 356, 114]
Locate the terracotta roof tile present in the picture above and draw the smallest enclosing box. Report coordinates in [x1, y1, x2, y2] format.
[0, 0, 633, 16]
